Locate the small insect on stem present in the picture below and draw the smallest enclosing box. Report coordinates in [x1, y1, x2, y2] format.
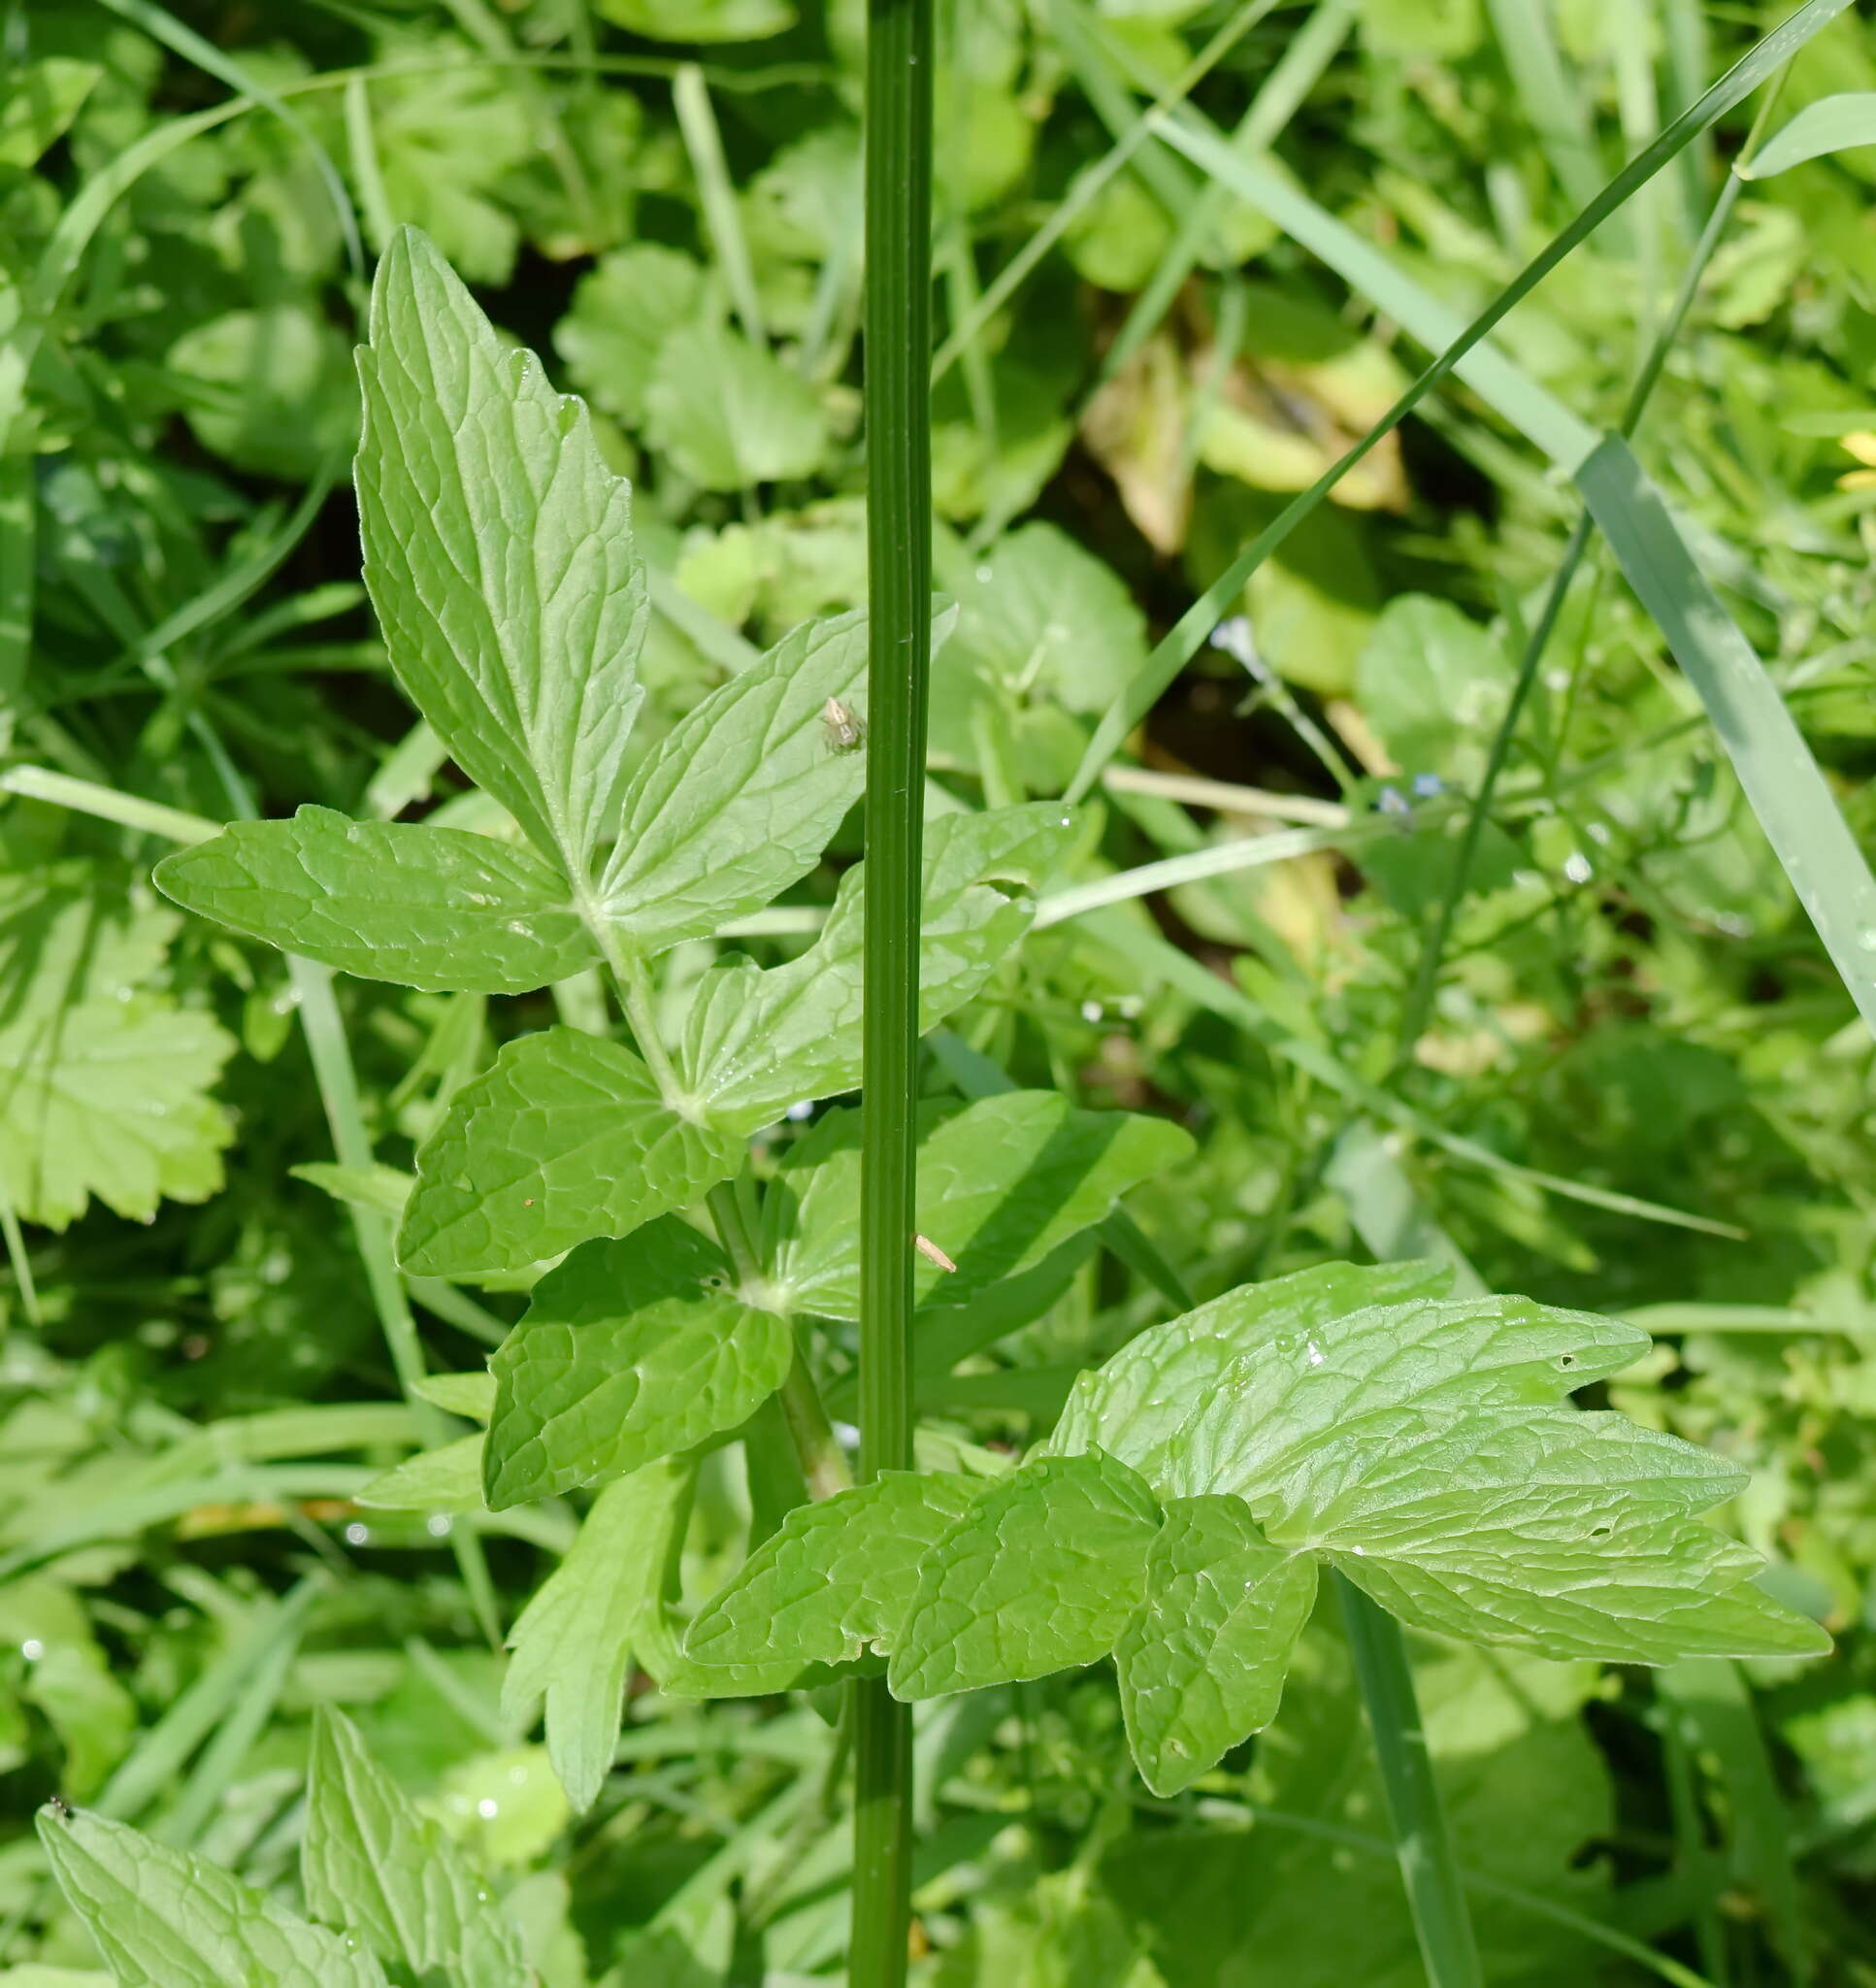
[913, 1233, 957, 1273]
[822, 696, 866, 754]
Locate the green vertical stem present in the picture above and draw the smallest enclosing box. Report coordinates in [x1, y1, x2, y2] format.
[854, 0, 934, 1971]
[1336, 1574, 1484, 1988]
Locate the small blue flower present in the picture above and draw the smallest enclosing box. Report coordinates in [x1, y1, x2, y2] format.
[1376, 785, 1411, 816]
[1410, 772, 1445, 798]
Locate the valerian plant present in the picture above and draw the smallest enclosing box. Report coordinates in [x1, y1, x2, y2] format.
[37, 227, 1827, 1978]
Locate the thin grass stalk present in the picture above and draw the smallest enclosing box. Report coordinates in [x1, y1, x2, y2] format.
[854, 0, 935, 1972]
[1396, 89, 1773, 1066]
[1062, 0, 1852, 806]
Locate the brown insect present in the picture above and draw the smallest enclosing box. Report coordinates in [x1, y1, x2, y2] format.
[822, 696, 866, 754]
[914, 1233, 957, 1273]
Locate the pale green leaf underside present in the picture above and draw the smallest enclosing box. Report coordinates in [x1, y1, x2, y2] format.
[304, 1708, 528, 1988]
[678, 803, 1075, 1132]
[504, 1460, 692, 1811]
[1116, 1496, 1317, 1797]
[766, 1090, 1195, 1318]
[888, 1450, 1162, 1701]
[485, 1220, 791, 1507]
[357, 226, 646, 878]
[684, 1472, 983, 1694]
[598, 610, 870, 952]
[155, 808, 597, 994]
[38, 1809, 389, 1988]
[398, 1027, 742, 1276]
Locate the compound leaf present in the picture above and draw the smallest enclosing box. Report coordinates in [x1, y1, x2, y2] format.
[677, 804, 1075, 1133]
[888, 1451, 1161, 1701]
[1051, 1271, 1827, 1669]
[356, 226, 646, 879]
[304, 1707, 528, 1988]
[504, 1459, 693, 1811]
[37, 1808, 389, 1988]
[397, 1028, 742, 1276]
[555, 243, 707, 423]
[155, 809, 597, 995]
[484, 1220, 791, 1507]
[683, 1472, 983, 1694]
[765, 1090, 1195, 1319]
[0, 868, 238, 1231]
[598, 610, 871, 952]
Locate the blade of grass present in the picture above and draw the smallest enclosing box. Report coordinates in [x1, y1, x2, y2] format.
[1335, 1574, 1483, 1988]
[1101, 0, 1357, 386]
[1063, 0, 1855, 807]
[931, 0, 1280, 389]
[1099, 765, 1349, 826]
[1579, 436, 1876, 1044]
[1076, 904, 1743, 1240]
[343, 74, 397, 253]
[1331, 1102, 1490, 1988]
[1184, 1801, 1722, 1988]
[854, 0, 936, 1971]
[94, 0, 363, 280]
[0, 765, 218, 843]
[1033, 819, 1368, 927]
[155, 1599, 310, 1848]
[1055, 0, 1591, 459]
[1394, 103, 1768, 1065]
[675, 64, 767, 348]
[1662, 0, 1715, 229]
[97, 1577, 322, 1823]
[1484, 0, 1604, 215]
[1660, 1661, 1812, 1983]
[1737, 91, 1876, 178]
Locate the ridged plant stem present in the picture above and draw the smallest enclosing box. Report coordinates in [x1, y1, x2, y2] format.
[853, 0, 934, 1975]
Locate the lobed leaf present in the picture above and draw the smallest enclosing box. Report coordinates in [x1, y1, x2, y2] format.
[598, 609, 872, 953]
[303, 1707, 529, 1988]
[764, 1090, 1194, 1319]
[504, 1460, 693, 1811]
[1049, 1270, 1827, 1668]
[397, 1027, 742, 1276]
[682, 1472, 983, 1694]
[888, 1451, 1162, 1701]
[642, 319, 829, 490]
[37, 1808, 389, 1988]
[676, 803, 1075, 1133]
[356, 226, 647, 880]
[1115, 1495, 1316, 1797]
[155, 808, 597, 994]
[483, 1219, 791, 1507]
